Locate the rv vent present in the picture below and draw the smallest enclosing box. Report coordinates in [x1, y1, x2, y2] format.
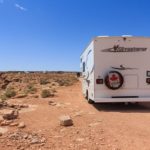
[98, 36, 109, 37]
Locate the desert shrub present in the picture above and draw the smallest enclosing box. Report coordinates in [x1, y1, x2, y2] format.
[5, 87, 16, 98]
[4, 87, 16, 98]
[40, 78, 49, 85]
[24, 84, 37, 94]
[55, 79, 65, 86]
[0, 94, 7, 101]
[55, 79, 71, 86]
[22, 78, 30, 83]
[54, 75, 78, 87]
[41, 89, 54, 98]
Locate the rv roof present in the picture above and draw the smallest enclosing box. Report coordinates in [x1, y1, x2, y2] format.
[122, 35, 133, 37]
[98, 35, 133, 38]
[80, 36, 150, 57]
[98, 36, 109, 37]
[96, 36, 150, 39]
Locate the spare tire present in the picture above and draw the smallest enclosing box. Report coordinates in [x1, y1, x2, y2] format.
[105, 71, 124, 90]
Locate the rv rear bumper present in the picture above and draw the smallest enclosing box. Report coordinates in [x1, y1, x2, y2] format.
[94, 97, 150, 103]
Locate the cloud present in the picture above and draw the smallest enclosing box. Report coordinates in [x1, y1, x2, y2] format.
[15, 3, 27, 11]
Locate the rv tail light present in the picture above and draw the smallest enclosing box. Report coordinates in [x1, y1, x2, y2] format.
[147, 71, 150, 77]
[96, 79, 103, 84]
[146, 78, 150, 84]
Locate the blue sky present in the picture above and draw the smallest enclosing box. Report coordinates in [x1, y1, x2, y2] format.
[0, 0, 150, 71]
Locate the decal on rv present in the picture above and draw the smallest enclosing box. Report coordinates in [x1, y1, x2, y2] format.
[101, 45, 147, 52]
[111, 65, 138, 70]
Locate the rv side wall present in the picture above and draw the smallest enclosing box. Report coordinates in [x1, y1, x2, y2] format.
[80, 41, 94, 100]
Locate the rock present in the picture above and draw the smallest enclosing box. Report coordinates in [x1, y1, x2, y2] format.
[0, 116, 4, 123]
[7, 143, 13, 146]
[0, 127, 8, 134]
[28, 134, 32, 139]
[1, 83, 8, 89]
[8, 104, 29, 109]
[15, 94, 27, 99]
[12, 78, 20, 82]
[1, 120, 13, 126]
[48, 100, 56, 106]
[56, 103, 63, 108]
[33, 95, 39, 98]
[19, 104, 29, 108]
[2, 110, 19, 120]
[18, 122, 26, 128]
[9, 122, 19, 127]
[19, 147, 25, 150]
[59, 115, 73, 126]
[8, 132, 20, 140]
[16, 145, 22, 149]
[7, 104, 16, 108]
[40, 137, 46, 143]
[48, 100, 54, 104]
[30, 138, 39, 144]
[23, 133, 28, 139]
[0, 101, 7, 108]
[8, 131, 46, 146]
[0, 102, 4, 108]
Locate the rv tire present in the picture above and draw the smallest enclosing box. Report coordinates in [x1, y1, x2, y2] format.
[85, 90, 88, 100]
[86, 90, 94, 104]
[88, 99, 94, 104]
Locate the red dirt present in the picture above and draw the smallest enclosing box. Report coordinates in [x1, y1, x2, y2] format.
[1, 81, 150, 150]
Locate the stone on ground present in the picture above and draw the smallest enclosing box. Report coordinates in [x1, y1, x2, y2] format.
[59, 115, 73, 126]
[9, 122, 19, 127]
[2, 110, 19, 120]
[18, 122, 26, 128]
[1, 120, 13, 126]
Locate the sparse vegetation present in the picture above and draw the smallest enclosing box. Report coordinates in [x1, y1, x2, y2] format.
[0, 72, 78, 100]
[40, 78, 49, 85]
[41, 89, 54, 98]
[5, 87, 16, 98]
[24, 84, 37, 94]
[1, 87, 17, 99]
[55, 78, 78, 86]
[0, 94, 7, 101]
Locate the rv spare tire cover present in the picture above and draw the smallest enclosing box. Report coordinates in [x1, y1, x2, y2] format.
[105, 71, 124, 90]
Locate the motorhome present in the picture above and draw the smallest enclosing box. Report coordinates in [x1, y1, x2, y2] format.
[80, 36, 150, 103]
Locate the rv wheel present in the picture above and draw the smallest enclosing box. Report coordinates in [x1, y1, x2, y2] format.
[88, 99, 94, 104]
[105, 71, 124, 90]
[86, 90, 94, 104]
[85, 90, 89, 100]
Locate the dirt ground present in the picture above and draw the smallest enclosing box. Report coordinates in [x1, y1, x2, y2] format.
[1, 78, 150, 150]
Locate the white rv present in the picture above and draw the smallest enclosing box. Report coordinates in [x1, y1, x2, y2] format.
[80, 36, 150, 103]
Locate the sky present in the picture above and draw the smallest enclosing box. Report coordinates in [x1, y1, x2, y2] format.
[0, 0, 150, 71]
